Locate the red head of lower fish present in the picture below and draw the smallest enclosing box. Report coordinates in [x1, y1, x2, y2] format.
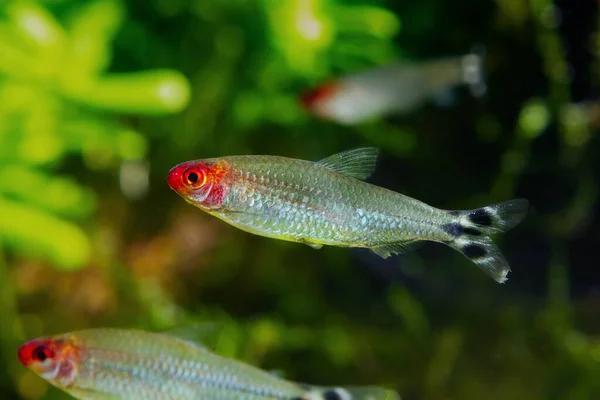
[300, 81, 341, 118]
[18, 335, 80, 387]
[167, 159, 230, 210]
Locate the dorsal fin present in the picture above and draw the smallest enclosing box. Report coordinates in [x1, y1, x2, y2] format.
[315, 148, 380, 180]
[162, 322, 219, 351]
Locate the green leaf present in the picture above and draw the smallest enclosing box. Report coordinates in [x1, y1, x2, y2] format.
[62, 0, 125, 86]
[0, 23, 45, 80]
[65, 70, 192, 115]
[0, 197, 91, 269]
[0, 166, 96, 219]
[5, 0, 66, 51]
[60, 118, 148, 165]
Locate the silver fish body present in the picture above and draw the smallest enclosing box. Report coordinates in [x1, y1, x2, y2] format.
[19, 328, 399, 400]
[169, 148, 529, 283]
[220, 156, 446, 247]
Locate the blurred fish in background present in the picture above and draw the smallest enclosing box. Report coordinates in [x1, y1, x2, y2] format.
[300, 49, 486, 125]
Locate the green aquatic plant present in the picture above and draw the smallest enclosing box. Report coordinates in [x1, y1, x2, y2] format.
[2, 0, 599, 399]
[231, 0, 402, 128]
[0, 0, 190, 270]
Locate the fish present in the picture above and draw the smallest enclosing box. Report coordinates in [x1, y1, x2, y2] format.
[300, 52, 486, 125]
[18, 328, 400, 400]
[167, 148, 529, 283]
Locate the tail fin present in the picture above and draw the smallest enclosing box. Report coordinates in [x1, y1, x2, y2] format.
[461, 44, 487, 98]
[446, 199, 529, 284]
[302, 386, 400, 400]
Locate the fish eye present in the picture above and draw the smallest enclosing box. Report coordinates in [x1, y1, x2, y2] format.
[32, 345, 53, 362]
[183, 168, 206, 188]
[187, 172, 199, 183]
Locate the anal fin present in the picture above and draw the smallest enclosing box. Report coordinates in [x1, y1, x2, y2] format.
[370, 240, 424, 259]
[297, 238, 323, 249]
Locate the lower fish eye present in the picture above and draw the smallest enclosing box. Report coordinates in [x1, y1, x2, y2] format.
[33, 346, 53, 362]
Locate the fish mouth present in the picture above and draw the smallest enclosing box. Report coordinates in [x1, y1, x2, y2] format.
[17, 342, 31, 366]
[17, 338, 55, 370]
[167, 165, 185, 193]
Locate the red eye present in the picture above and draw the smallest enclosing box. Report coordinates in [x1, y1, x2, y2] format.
[18, 340, 55, 366]
[183, 168, 206, 188]
[32, 345, 54, 362]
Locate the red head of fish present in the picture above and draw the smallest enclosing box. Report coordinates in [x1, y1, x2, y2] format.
[18, 336, 80, 387]
[300, 81, 340, 118]
[167, 160, 230, 209]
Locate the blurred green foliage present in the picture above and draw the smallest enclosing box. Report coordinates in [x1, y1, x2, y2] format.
[1, 0, 599, 399]
[0, 0, 190, 269]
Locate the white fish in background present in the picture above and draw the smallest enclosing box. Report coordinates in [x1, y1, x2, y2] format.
[301, 51, 486, 125]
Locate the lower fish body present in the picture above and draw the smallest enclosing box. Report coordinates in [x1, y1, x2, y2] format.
[18, 328, 400, 400]
[168, 148, 529, 283]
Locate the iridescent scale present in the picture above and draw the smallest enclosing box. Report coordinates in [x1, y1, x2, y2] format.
[216, 155, 454, 248]
[68, 329, 305, 400]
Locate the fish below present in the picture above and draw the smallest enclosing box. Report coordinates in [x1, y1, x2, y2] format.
[167, 148, 529, 283]
[18, 328, 400, 400]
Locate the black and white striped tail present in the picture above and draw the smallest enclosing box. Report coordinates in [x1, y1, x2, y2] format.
[443, 199, 529, 283]
[298, 386, 400, 400]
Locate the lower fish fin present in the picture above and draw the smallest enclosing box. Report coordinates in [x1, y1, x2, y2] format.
[370, 240, 424, 258]
[444, 198, 529, 283]
[448, 236, 511, 284]
[301, 385, 401, 400]
[297, 238, 323, 249]
[67, 388, 120, 400]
